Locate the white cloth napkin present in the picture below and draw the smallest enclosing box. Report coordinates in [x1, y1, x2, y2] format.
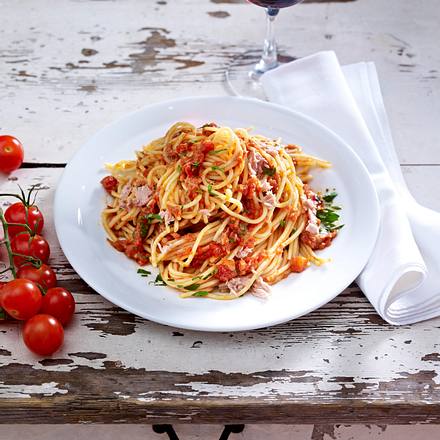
[261, 51, 440, 325]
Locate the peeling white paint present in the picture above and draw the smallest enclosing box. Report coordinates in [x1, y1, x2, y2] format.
[0, 382, 68, 399]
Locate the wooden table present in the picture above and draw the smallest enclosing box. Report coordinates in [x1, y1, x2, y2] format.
[1, 0, 440, 427]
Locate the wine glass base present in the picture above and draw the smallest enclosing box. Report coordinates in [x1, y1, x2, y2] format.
[225, 50, 288, 100]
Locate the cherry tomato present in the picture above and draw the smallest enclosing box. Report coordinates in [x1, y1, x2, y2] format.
[41, 287, 75, 326]
[11, 233, 50, 267]
[17, 264, 57, 290]
[0, 135, 24, 174]
[23, 314, 64, 356]
[101, 176, 118, 194]
[0, 279, 42, 320]
[4, 202, 44, 237]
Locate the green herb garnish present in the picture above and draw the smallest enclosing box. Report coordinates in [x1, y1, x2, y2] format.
[195, 270, 216, 281]
[280, 219, 286, 227]
[322, 191, 338, 203]
[140, 222, 148, 238]
[332, 224, 344, 231]
[150, 273, 166, 286]
[263, 167, 276, 176]
[177, 164, 182, 173]
[316, 192, 343, 231]
[184, 283, 200, 291]
[207, 184, 214, 195]
[137, 268, 151, 277]
[145, 213, 163, 223]
[192, 291, 209, 297]
[209, 149, 227, 155]
[211, 166, 223, 171]
[316, 209, 339, 225]
[193, 161, 199, 167]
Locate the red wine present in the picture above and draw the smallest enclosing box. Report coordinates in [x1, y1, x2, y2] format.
[249, 0, 302, 8]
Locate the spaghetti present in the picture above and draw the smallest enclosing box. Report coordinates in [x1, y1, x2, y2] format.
[101, 122, 341, 299]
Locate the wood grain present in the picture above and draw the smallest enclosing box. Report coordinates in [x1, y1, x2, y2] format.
[1, 0, 439, 164]
[0, 0, 439, 425]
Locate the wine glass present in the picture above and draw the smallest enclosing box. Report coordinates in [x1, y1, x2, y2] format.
[226, 0, 304, 99]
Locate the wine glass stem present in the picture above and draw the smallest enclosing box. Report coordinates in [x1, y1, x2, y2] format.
[254, 7, 279, 75]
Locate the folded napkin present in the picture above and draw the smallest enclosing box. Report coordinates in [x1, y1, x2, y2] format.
[261, 51, 440, 325]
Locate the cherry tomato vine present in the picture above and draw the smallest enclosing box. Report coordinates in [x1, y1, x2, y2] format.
[0, 184, 75, 356]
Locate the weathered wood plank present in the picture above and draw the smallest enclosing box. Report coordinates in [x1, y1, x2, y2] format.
[1, 167, 440, 424]
[0, 0, 439, 164]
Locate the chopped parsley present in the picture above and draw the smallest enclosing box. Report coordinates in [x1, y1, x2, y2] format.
[177, 164, 182, 173]
[322, 191, 338, 203]
[317, 191, 344, 232]
[193, 161, 200, 167]
[137, 268, 151, 277]
[263, 166, 276, 176]
[184, 283, 200, 291]
[194, 270, 216, 281]
[192, 291, 209, 297]
[331, 224, 344, 231]
[316, 209, 339, 226]
[140, 222, 149, 238]
[280, 219, 286, 227]
[144, 213, 163, 223]
[149, 274, 166, 286]
[192, 270, 216, 281]
[211, 166, 223, 171]
[140, 215, 161, 237]
[207, 184, 214, 195]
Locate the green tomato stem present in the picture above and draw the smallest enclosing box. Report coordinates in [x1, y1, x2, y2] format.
[0, 208, 17, 279]
[4, 222, 33, 234]
[0, 193, 26, 204]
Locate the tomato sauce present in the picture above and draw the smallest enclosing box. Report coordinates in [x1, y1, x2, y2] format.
[109, 238, 149, 266]
[191, 242, 227, 268]
[215, 260, 237, 282]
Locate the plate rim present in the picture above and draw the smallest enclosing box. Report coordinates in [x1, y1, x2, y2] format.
[54, 95, 380, 332]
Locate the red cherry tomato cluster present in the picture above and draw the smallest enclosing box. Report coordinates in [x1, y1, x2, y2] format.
[0, 184, 76, 357]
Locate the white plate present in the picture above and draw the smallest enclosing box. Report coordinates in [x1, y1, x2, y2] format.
[54, 96, 379, 332]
